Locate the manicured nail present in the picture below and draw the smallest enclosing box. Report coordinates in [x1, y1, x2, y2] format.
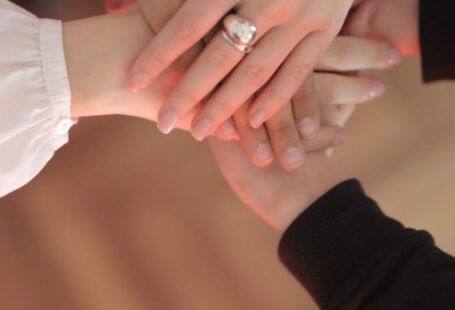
[218, 120, 237, 140]
[370, 81, 386, 98]
[283, 147, 304, 170]
[335, 132, 350, 145]
[127, 72, 151, 93]
[388, 49, 402, 67]
[299, 118, 318, 139]
[255, 143, 274, 164]
[192, 117, 213, 141]
[157, 110, 178, 134]
[249, 109, 266, 128]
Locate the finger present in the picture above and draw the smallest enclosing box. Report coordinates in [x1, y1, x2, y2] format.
[318, 104, 356, 157]
[249, 32, 329, 128]
[316, 36, 402, 72]
[157, 12, 279, 135]
[190, 26, 304, 141]
[265, 104, 305, 172]
[232, 99, 274, 167]
[291, 74, 321, 140]
[303, 125, 350, 151]
[156, 32, 243, 134]
[215, 118, 238, 141]
[128, 0, 234, 92]
[320, 104, 356, 128]
[314, 73, 386, 105]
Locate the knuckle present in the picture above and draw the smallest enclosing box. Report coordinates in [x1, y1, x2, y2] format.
[243, 63, 271, 83]
[288, 63, 311, 83]
[173, 88, 199, 106]
[207, 49, 234, 69]
[273, 119, 293, 135]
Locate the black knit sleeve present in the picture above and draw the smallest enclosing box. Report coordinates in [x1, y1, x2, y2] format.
[420, 0, 455, 82]
[278, 180, 455, 309]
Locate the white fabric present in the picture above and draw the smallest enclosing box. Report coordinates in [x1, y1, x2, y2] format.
[0, 0, 72, 197]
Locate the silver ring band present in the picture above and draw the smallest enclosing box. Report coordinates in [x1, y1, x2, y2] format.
[222, 31, 253, 53]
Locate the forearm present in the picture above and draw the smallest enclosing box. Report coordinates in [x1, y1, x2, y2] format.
[280, 180, 455, 308]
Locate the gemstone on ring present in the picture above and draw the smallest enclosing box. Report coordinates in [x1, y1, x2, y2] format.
[229, 20, 257, 44]
[222, 15, 257, 53]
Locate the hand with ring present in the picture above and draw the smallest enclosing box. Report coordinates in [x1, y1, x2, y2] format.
[128, 0, 356, 142]
[213, 34, 399, 171]
[126, 0, 402, 171]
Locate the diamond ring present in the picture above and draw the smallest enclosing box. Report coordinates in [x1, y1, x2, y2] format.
[222, 15, 257, 53]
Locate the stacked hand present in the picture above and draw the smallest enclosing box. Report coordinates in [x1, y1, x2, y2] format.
[131, 0, 401, 172]
[130, 0, 355, 145]
[209, 0, 420, 230]
[133, 0, 413, 231]
[84, 0, 413, 230]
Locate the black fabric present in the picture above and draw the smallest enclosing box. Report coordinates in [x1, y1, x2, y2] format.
[277, 1, 455, 308]
[420, 0, 455, 82]
[279, 180, 455, 309]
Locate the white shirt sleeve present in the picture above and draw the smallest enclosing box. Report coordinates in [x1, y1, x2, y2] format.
[0, 0, 73, 197]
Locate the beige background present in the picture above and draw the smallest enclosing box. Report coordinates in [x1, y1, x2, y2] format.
[1, 1, 455, 309]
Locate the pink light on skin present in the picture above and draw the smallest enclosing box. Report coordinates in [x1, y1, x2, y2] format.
[104, 0, 138, 14]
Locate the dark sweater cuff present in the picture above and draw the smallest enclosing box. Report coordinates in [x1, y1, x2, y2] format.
[419, 0, 455, 82]
[278, 180, 405, 308]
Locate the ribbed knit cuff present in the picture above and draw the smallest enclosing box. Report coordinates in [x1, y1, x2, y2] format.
[278, 180, 405, 308]
[420, 0, 455, 82]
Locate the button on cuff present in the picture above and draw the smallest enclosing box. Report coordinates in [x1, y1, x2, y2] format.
[56, 118, 76, 136]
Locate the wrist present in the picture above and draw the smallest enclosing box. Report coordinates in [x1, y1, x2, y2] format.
[63, 10, 154, 119]
[275, 155, 348, 232]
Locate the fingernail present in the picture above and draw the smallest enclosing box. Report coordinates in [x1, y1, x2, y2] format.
[370, 80, 386, 98]
[388, 49, 402, 67]
[192, 117, 213, 141]
[256, 143, 274, 164]
[127, 72, 151, 93]
[249, 109, 266, 128]
[299, 118, 318, 139]
[283, 147, 304, 170]
[218, 120, 237, 139]
[157, 110, 178, 134]
[335, 132, 350, 145]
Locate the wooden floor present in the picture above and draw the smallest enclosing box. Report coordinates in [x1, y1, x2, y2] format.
[2, 2, 455, 309]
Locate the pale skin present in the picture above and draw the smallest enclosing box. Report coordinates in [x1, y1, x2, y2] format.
[61, 1, 410, 231]
[65, 6, 399, 171]
[61, 0, 422, 236]
[212, 0, 422, 232]
[82, 0, 399, 172]
[128, 0, 357, 144]
[343, 0, 419, 56]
